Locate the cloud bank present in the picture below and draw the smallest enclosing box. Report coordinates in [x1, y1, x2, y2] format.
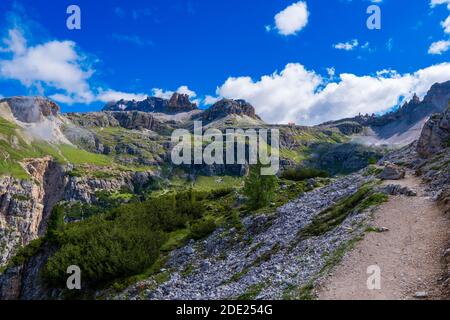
[214, 62, 450, 125]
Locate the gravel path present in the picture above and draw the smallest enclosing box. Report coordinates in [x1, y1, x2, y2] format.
[318, 174, 450, 300]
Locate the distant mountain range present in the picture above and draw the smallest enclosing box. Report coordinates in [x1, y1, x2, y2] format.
[103, 92, 199, 114]
[322, 81, 450, 146]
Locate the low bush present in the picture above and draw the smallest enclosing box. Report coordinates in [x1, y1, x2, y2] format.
[208, 187, 234, 200]
[189, 218, 217, 240]
[298, 184, 373, 239]
[244, 164, 278, 210]
[8, 238, 44, 267]
[42, 189, 206, 290]
[280, 167, 328, 181]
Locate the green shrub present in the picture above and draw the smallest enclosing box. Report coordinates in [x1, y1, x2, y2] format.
[298, 184, 373, 239]
[46, 205, 65, 244]
[367, 157, 378, 165]
[175, 188, 205, 221]
[243, 164, 278, 210]
[43, 217, 166, 287]
[208, 188, 234, 199]
[190, 218, 217, 240]
[43, 189, 206, 290]
[9, 238, 44, 267]
[280, 167, 328, 181]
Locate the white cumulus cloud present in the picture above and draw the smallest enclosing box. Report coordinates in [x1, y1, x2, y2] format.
[0, 28, 95, 103]
[203, 95, 221, 105]
[333, 39, 359, 51]
[428, 40, 450, 54]
[96, 89, 148, 103]
[430, 0, 450, 9]
[274, 1, 309, 36]
[0, 28, 154, 105]
[215, 62, 450, 125]
[152, 86, 197, 99]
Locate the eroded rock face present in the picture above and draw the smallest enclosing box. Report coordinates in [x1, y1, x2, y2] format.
[0, 244, 56, 300]
[417, 107, 450, 158]
[0, 266, 22, 299]
[0, 157, 65, 266]
[66, 111, 164, 131]
[167, 93, 198, 113]
[110, 111, 163, 131]
[422, 81, 450, 110]
[64, 170, 155, 204]
[0, 97, 60, 123]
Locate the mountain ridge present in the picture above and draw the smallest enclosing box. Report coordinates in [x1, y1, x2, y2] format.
[321, 81, 450, 146]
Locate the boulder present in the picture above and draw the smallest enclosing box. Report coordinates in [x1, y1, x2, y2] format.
[377, 184, 417, 197]
[378, 164, 406, 180]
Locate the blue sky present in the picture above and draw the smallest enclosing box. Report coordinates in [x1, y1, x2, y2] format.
[0, 0, 449, 124]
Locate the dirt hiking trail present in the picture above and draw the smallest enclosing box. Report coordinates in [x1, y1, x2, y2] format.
[318, 174, 450, 300]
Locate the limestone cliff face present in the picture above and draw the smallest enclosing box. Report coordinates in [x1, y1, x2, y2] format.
[64, 170, 155, 204]
[0, 97, 60, 123]
[0, 157, 65, 266]
[66, 111, 164, 132]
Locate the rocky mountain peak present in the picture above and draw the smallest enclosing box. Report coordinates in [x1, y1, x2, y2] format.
[167, 93, 198, 112]
[102, 93, 197, 114]
[103, 96, 168, 113]
[198, 98, 262, 123]
[412, 93, 421, 104]
[0, 96, 60, 123]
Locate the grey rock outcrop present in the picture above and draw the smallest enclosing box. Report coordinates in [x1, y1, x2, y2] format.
[64, 170, 155, 204]
[167, 93, 198, 113]
[377, 184, 417, 197]
[66, 111, 165, 131]
[197, 99, 262, 123]
[378, 164, 406, 180]
[0, 157, 65, 266]
[0, 97, 60, 123]
[417, 106, 450, 158]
